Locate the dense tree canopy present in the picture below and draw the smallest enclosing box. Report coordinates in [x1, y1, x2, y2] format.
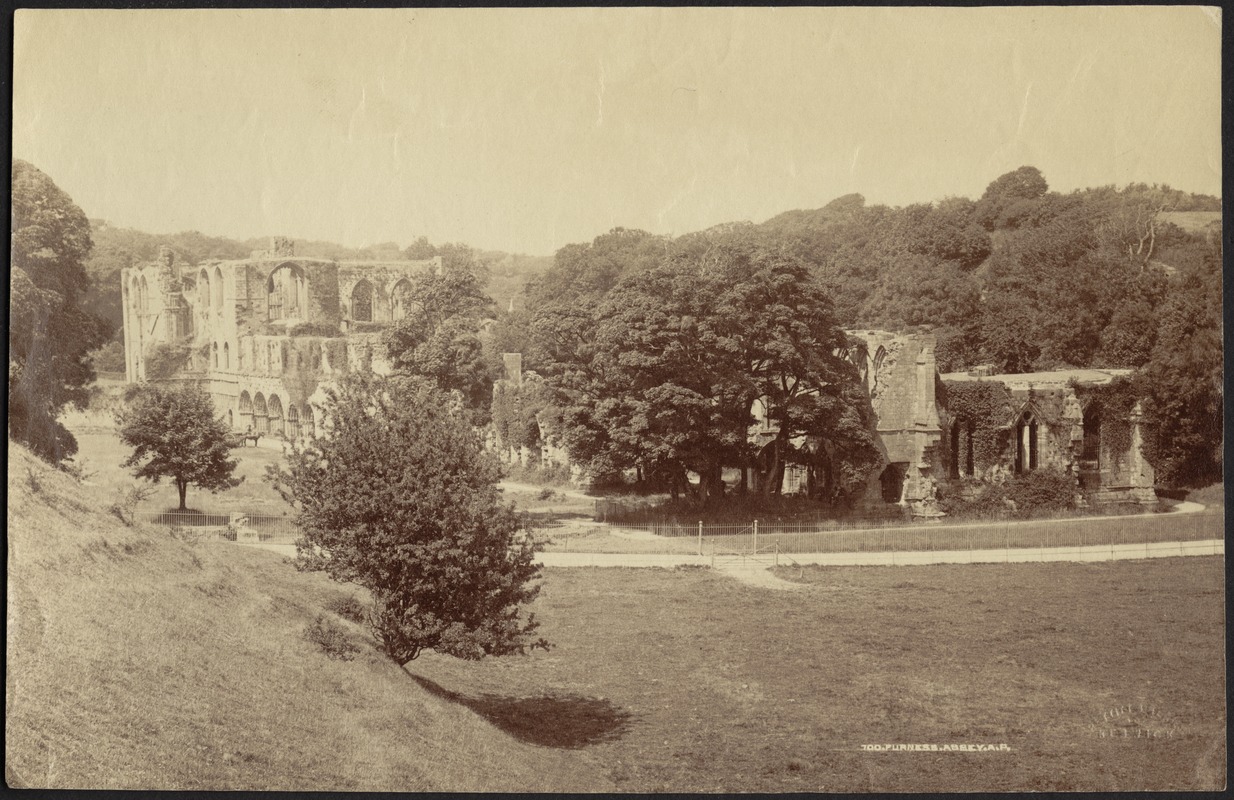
[509, 167, 1221, 492]
[10, 160, 109, 463]
[527, 224, 880, 505]
[269, 374, 548, 664]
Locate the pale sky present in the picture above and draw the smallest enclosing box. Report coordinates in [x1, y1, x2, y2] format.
[13, 7, 1222, 256]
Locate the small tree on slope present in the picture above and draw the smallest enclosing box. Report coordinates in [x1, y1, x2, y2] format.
[268, 373, 548, 664]
[117, 384, 241, 510]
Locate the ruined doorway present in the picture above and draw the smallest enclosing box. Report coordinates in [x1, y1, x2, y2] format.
[879, 462, 908, 504]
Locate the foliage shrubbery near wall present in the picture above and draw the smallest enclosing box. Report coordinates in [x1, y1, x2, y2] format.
[502, 460, 574, 487]
[143, 341, 195, 381]
[939, 469, 1078, 520]
[1073, 376, 1141, 465]
[286, 322, 342, 338]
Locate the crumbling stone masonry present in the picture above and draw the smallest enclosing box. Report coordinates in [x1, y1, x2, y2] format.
[120, 239, 441, 443]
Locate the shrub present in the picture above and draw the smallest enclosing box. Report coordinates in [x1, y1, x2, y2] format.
[304, 615, 360, 661]
[286, 322, 343, 338]
[329, 595, 367, 624]
[144, 340, 194, 380]
[89, 340, 127, 373]
[536, 488, 557, 501]
[271, 373, 549, 665]
[108, 483, 157, 526]
[939, 470, 1077, 520]
[1004, 469, 1077, 516]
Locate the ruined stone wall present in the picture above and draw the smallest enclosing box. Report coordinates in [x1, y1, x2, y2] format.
[337, 258, 439, 322]
[846, 330, 943, 512]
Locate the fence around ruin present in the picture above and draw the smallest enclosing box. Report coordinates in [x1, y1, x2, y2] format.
[139, 505, 1223, 560]
[137, 511, 299, 542]
[532, 508, 1224, 558]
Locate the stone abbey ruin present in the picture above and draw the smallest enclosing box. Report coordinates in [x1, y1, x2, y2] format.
[122, 237, 440, 442]
[122, 239, 1156, 515]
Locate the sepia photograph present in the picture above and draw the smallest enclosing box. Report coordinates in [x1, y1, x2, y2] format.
[7, 6, 1224, 792]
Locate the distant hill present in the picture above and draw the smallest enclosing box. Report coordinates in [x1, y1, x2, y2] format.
[481, 251, 554, 313]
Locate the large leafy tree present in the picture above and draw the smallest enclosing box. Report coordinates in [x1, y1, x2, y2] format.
[10, 160, 109, 463]
[382, 259, 496, 425]
[117, 384, 241, 510]
[1136, 236, 1223, 487]
[539, 224, 879, 505]
[269, 373, 548, 664]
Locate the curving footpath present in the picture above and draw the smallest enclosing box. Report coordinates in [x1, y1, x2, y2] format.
[235, 503, 1222, 575]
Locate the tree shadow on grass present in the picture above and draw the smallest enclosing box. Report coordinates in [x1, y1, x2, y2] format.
[407, 673, 634, 748]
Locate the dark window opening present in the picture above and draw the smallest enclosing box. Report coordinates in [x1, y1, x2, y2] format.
[880, 463, 908, 503]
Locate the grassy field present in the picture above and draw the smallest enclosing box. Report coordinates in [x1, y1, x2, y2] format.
[413, 560, 1226, 792]
[9, 438, 1225, 791]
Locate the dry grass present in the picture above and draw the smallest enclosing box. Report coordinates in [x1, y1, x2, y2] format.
[6, 441, 613, 791]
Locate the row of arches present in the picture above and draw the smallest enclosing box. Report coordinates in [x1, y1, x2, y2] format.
[237, 391, 314, 439]
[262, 265, 419, 324]
[347, 278, 417, 323]
[207, 338, 331, 375]
[945, 403, 1104, 479]
[197, 267, 225, 318]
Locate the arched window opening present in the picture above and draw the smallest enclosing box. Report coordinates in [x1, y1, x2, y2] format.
[391, 279, 414, 321]
[268, 342, 276, 373]
[267, 395, 284, 438]
[253, 393, 269, 435]
[238, 391, 254, 431]
[1015, 412, 1040, 473]
[949, 417, 975, 479]
[870, 346, 887, 393]
[198, 269, 210, 319]
[212, 342, 219, 369]
[267, 263, 307, 321]
[227, 410, 234, 430]
[223, 342, 230, 370]
[287, 405, 301, 440]
[212, 266, 224, 313]
[351, 280, 374, 322]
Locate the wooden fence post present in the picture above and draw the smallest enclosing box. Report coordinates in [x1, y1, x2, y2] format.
[698, 520, 703, 557]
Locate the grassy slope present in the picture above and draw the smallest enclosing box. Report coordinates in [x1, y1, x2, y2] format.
[415, 561, 1226, 792]
[6, 442, 613, 791]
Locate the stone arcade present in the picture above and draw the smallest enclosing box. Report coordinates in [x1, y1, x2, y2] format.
[121, 238, 441, 441]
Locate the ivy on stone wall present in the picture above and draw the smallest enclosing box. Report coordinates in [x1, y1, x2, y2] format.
[324, 339, 349, 373]
[286, 322, 342, 338]
[938, 380, 1015, 471]
[280, 339, 325, 407]
[1073, 376, 1139, 462]
[491, 375, 553, 454]
[144, 340, 195, 381]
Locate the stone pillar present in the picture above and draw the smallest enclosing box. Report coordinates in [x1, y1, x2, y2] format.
[1125, 401, 1157, 504]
